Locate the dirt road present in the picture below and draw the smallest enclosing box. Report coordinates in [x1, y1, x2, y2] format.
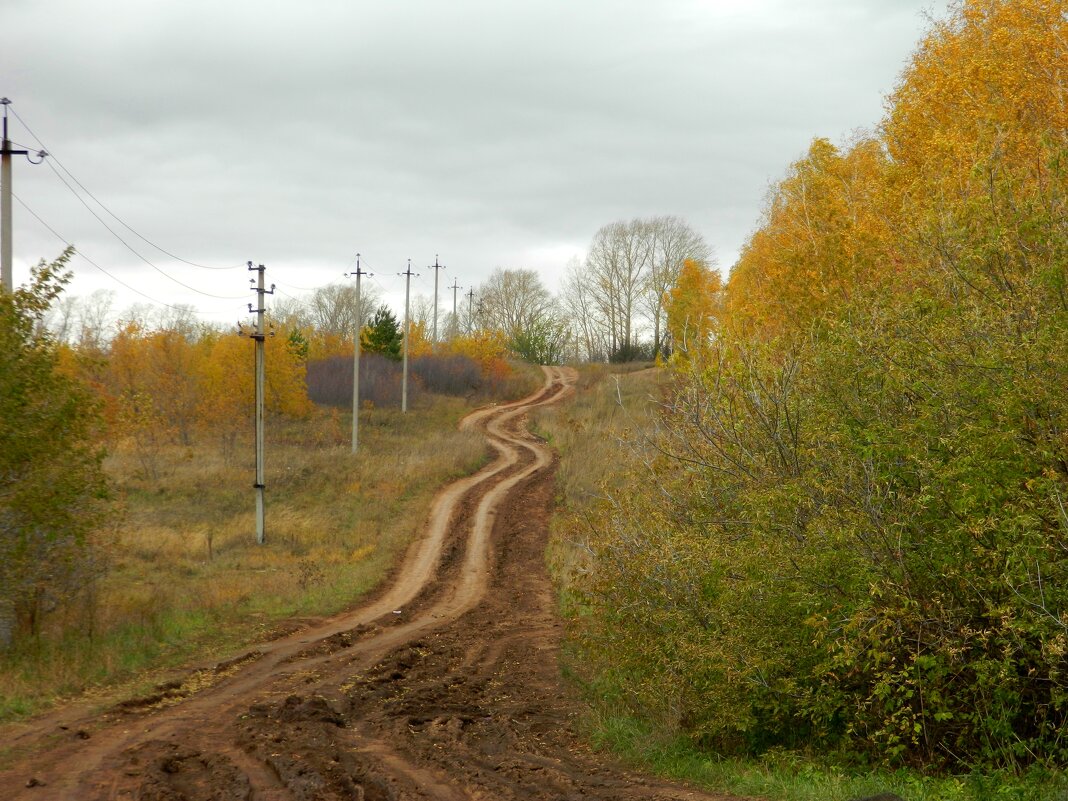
[0, 367, 737, 800]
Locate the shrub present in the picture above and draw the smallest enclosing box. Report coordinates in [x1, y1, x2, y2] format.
[0, 249, 111, 649]
[411, 354, 481, 396]
[306, 353, 404, 408]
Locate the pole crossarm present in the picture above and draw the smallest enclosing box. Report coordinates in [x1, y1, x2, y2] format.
[1, 98, 48, 293]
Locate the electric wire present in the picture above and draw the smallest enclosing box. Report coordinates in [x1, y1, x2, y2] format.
[14, 192, 204, 312]
[274, 280, 325, 292]
[273, 286, 303, 302]
[40, 158, 246, 300]
[8, 104, 242, 272]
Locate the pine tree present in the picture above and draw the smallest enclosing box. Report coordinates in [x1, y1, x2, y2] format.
[360, 306, 402, 361]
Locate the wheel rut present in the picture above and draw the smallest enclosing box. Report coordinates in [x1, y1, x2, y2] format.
[0, 367, 742, 801]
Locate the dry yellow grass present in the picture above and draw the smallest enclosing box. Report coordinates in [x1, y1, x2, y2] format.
[0, 380, 543, 720]
[533, 365, 664, 507]
[529, 365, 665, 613]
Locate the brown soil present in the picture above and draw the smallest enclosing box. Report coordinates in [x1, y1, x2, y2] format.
[0, 367, 741, 800]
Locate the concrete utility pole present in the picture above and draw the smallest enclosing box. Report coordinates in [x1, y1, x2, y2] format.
[345, 253, 371, 453]
[448, 277, 461, 339]
[429, 254, 445, 344]
[1, 99, 43, 293]
[466, 287, 475, 334]
[399, 258, 418, 413]
[246, 262, 274, 545]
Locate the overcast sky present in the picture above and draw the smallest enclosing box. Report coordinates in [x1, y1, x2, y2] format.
[3, 0, 938, 324]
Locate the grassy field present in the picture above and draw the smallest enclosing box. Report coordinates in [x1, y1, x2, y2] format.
[534, 365, 1068, 801]
[0, 368, 541, 723]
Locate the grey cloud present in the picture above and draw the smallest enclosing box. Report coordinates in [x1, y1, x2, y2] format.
[4, 0, 938, 318]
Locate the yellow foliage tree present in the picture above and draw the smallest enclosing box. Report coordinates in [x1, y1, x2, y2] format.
[883, 0, 1067, 296]
[405, 318, 433, 358]
[444, 329, 511, 378]
[723, 137, 893, 339]
[664, 258, 721, 363]
[103, 324, 311, 470]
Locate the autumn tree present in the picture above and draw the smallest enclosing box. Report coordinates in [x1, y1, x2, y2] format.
[0, 249, 110, 648]
[108, 323, 200, 449]
[723, 135, 891, 339]
[571, 0, 1068, 771]
[664, 258, 721, 362]
[445, 329, 510, 374]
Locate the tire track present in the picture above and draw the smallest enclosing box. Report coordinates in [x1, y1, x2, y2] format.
[1, 366, 740, 801]
[0, 367, 573, 799]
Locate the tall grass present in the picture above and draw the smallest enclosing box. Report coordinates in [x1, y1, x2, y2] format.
[0, 394, 492, 722]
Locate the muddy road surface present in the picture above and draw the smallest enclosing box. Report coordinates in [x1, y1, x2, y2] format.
[1, 367, 738, 800]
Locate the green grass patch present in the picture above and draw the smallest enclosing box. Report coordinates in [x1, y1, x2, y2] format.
[586, 711, 1068, 801]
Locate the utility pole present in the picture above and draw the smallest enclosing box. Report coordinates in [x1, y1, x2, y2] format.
[1, 99, 45, 293]
[466, 287, 475, 335]
[245, 262, 274, 545]
[429, 254, 445, 344]
[345, 253, 371, 453]
[399, 258, 418, 413]
[448, 277, 461, 339]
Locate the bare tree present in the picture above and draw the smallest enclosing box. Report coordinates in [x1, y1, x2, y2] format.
[409, 294, 436, 331]
[560, 256, 609, 362]
[642, 216, 714, 358]
[270, 293, 311, 328]
[585, 219, 654, 358]
[561, 216, 712, 362]
[304, 282, 380, 339]
[478, 268, 554, 341]
[114, 303, 201, 344]
[77, 289, 116, 352]
[41, 293, 79, 342]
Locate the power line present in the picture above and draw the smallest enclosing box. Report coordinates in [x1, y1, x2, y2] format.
[13, 192, 199, 311]
[273, 281, 321, 293]
[8, 104, 241, 272]
[355, 257, 394, 297]
[273, 286, 303, 302]
[40, 158, 245, 300]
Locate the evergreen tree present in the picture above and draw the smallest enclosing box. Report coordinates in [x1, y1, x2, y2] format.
[360, 305, 402, 361]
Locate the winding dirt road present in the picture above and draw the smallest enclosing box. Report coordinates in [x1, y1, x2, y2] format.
[0, 367, 737, 800]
